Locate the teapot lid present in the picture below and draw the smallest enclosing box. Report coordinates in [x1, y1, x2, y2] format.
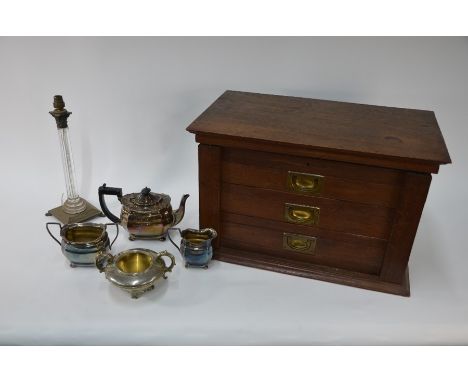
[121, 187, 171, 212]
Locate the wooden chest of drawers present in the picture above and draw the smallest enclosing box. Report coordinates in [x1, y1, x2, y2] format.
[187, 91, 451, 296]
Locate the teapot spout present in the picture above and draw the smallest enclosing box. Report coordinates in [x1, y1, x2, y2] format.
[173, 194, 190, 226]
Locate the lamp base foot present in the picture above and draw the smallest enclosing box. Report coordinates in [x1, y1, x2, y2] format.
[46, 200, 103, 224]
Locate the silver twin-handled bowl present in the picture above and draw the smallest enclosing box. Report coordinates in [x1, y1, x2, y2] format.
[46, 222, 119, 267]
[168, 228, 217, 268]
[96, 248, 176, 299]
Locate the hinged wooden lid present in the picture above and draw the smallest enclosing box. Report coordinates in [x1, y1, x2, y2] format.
[187, 91, 451, 173]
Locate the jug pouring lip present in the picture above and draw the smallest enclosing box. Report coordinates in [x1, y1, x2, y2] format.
[181, 227, 217, 237]
[180, 228, 217, 245]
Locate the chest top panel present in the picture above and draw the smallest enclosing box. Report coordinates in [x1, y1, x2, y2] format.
[187, 91, 451, 172]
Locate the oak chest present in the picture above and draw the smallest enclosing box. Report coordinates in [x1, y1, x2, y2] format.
[187, 91, 451, 296]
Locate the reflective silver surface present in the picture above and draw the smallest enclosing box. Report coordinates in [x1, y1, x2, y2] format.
[98, 185, 189, 241]
[168, 228, 217, 268]
[96, 248, 175, 298]
[46, 222, 118, 267]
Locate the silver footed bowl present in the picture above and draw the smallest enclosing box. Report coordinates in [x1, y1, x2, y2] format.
[96, 248, 175, 299]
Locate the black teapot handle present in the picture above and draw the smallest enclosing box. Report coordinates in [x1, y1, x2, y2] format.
[98, 184, 122, 224]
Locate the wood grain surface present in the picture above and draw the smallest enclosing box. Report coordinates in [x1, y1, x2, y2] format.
[222, 219, 386, 274]
[189, 90, 451, 296]
[188, 91, 451, 172]
[222, 148, 403, 207]
[221, 183, 395, 239]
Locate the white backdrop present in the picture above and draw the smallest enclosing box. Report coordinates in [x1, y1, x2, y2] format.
[0, 37, 467, 344]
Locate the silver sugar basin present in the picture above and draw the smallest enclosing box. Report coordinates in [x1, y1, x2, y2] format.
[46, 222, 118, 267]
[96, 248, 175, 299]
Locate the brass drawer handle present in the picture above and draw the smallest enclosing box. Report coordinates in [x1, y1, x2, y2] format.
[283, 233, 317, 254]
[284, 203, 320, 225]
[287, 171, 323, 195]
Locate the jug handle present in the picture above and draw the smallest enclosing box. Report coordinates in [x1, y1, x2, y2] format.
[46, 222, 62, 246]
[98, 184, 122, 224]
[156, 250, 176, 278]
[167, 228, 182, 252]
[105, 223, 119, 249]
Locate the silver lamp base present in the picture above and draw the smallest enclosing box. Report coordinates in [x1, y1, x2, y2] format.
[46, 200, 104, 224]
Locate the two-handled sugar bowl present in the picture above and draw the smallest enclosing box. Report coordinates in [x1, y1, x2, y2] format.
[96, 249, 175, 298]
[168, 228, 217, 268]
[46, 222, 119, 267]
[98, 184, 189, 241]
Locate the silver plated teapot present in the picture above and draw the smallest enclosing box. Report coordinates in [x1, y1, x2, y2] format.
[98, 184, 189, 241]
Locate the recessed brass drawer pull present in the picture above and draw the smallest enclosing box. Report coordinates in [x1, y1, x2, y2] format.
[284, 203, 320, 225]
[283, 233, 317, 254]
[287, 171, 323, 195]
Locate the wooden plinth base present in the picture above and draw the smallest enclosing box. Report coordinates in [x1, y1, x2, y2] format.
[215, 247, 410, 297]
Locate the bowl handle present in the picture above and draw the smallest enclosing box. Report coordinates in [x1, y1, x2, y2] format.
[95, 251, 114, 273]
[46, 222, 62, 246]
[156, 251, 176, 278]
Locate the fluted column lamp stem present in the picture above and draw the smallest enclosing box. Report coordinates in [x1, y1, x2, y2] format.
[46, 95, 102, 223]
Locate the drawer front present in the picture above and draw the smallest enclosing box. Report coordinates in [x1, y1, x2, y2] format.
[221, 219, 386, 275]
[221, 183, 394, 239]
[222, 148, 403, 208]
